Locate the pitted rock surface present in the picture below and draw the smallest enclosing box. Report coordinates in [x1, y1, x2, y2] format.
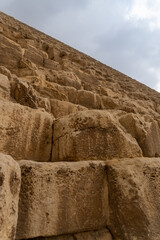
[0, 152, 21, 240]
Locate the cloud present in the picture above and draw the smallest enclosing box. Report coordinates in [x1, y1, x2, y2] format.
[0, 0, 160, 91]
[125, 0, 160, 31]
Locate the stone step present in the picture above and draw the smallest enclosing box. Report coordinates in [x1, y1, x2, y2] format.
[20, 228, 112, 240]
[52, 110, 142, 162]
[0, 153, 21, 240]
[16, 160, 108, 239]
[0, 101, 53, 161]
[16, 157, 160, 240]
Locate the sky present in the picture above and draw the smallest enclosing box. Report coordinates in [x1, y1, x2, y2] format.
[0, 0, 160, 91]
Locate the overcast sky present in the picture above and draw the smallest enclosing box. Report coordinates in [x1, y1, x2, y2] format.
[0, 0, 160, 91]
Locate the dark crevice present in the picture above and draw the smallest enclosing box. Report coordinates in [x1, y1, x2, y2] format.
[49, 122, 54, 162]
[106, 225, 114, 239]
[73, 235, 77, 240]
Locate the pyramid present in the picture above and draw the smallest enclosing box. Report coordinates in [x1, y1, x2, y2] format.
[0, 11, 160, 240]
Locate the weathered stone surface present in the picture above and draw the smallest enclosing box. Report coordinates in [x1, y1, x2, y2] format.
[25, 229, 112, 240]
[75, 228, 112, 240]
[0, 101, 53, 161]
[1, 11, 160, 240]
[0, 73, 10, 100]
[0, 34, 22, 70]
[28, 236, 74, 240]
[106, 158, 160, 240]
[11, 76, 51, 112]
[16, 160, 108, 239]
[52, 110, 142, 161]
[119, 113, 160, 157]
[50, 99, 87, 118]
[0, 152, 21, 240]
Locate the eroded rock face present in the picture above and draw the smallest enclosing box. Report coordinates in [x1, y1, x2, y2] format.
[27, 229, 112, 240]
[0, 152, 21, 240]
[16, 160, 108, 239]
[1, 11, 160, 240]
[52, 110, 142, 161]
[75, 228, 112, 240]
[23, 229, 112, 240]
[0, 73, 11, 100]
[0, 101, 53, 161]
[106, 158, 160, 240]
[119, 113, 160, 157]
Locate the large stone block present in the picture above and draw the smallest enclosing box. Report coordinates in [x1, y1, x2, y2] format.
[106, 158, 160, 240]
[75, 228, 112, 240]
[25, 229, 112, 240]
[119, 113, 160, 157]
[0, 153, 21, 240]
[0, 73, 10, 100]
[0, 34, 22, 70]
[0, 101, 53, 161]
[52, 110, 142, 162]
[50, 99, 87, 118]
[16, 160, 108, 239]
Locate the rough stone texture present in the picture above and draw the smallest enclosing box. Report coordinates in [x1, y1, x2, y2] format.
[0, 34, 22, 70]
[1, 11, 160, 240]
[0, 101, 53, 161]
[24, 229, 112, 240]
[50, 99, 87, 118]
[52, 110, 142, 161]
[106, 158, 160, 240]
[75, 228, 112, 240]
[16, 160, 108, 239]
[119, 113, 160, 157]
[0, 73, 11, 100]
[0, 152, 21, 240]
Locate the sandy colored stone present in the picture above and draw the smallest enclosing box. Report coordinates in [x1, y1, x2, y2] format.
[24, 45, 45, 67]
[77, 90, 101, 109]
[50, 99, 87, 118]
[16, 160, 108, 239]
[11, 76, 51, 112]
[0, 101, 53, 161]
[0, 34, 22, 70]
[0, 73, 10, 100]
[29, 236, 74, 240]
[1, 11, 160, 240]
[26, 229, 112, 240]
[52, 110, 142, 162]
[119, 113, 160, 157]
[75, 229, 112, 240]
[106, 158, 160, 240]
[0, 152, 21, 240]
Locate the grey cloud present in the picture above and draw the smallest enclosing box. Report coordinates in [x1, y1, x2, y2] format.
[0, 0, 159, 91]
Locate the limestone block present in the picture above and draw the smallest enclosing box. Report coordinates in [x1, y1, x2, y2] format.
[24, 45, 44, 66]
[0, 34, 22, 70]
[75, 229, 112, 240]
[101, 96, 119, 109]
[106, 158, 160, 240]
[141, 120, 160, 157]
[55, 71, 81, 90]
[0, 73, 10, 100]
[22, 235, 74, 240]
[0, 153, 21, 240]
[52, 110, 142, 162]
[50, 99, 87, 118]
[11, 77, 37, 109]
[11, 77, 51, 112]
[26, 229, 112, 240]
[119, 113, 160, 157]
[0, 101, 53, 161]
[44, 58, 57, 69]
[16, 160, 108, 239]
[77, 90, 100, 109]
